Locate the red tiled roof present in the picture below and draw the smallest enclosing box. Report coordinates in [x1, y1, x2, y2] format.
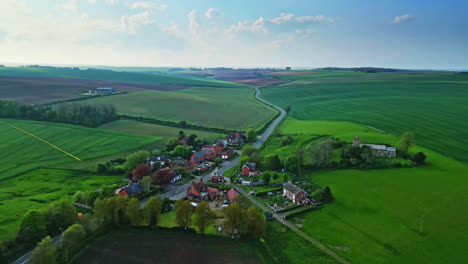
[207, 187, 219, 194]
[227, 188, 239, 203]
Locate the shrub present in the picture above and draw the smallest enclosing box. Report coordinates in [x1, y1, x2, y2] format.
[310, 189, 324, 201]
[281, 136, 294, 146]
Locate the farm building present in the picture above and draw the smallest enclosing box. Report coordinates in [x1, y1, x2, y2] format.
[353, 137, 396, 157]
[118, 182, 143, 197]
[210, 167, 224, 183]
[242, 162, 257, 176]
[221, 149, 235, 159]
[283, 183, 307, 204]
[94, 87, 117, 95]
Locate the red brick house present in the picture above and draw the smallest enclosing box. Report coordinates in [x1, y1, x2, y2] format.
[118, 182, 143, 197]
[201, 145, 217, 161]
[221, 149, 235, 160]
[214, 142, 224, 154]
[186, 178, 218, 201]
[190, 151, 206, 165]
[227, 188, 239, 203]
[241, 162, 256, 176]
[283, 183, 307, 204]
[210, 167, 224, 183]
[197, 163, 211, 172]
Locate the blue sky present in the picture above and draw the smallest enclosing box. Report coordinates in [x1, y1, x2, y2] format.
[0, 0, 467, 69]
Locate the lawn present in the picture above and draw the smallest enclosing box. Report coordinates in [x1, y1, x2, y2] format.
[261, 71, 468, 162]
[0, 119, 158, 180]
[74, 87, 277, 130]
[100, 119, 222, 143]
[0, 168, 123, 242]
[268, 119, 468, 264]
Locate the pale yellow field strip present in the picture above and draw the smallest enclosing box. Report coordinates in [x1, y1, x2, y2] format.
[0, 120, 81, 161]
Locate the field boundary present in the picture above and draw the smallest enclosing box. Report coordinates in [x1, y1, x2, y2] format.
[0, 120, 81, 161]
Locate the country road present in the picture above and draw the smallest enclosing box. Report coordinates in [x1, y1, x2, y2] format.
[11, 235, 62, 264]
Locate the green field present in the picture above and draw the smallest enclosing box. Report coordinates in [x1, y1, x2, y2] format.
[0, 67, 246, 88]
[261, 71, 468, 162]
[265, 119, 468, 263]
[100, 119, 222, 143]
[0, 168, 123, 242]
[0, 119, 158, 180]
[74, 87, 277, 130]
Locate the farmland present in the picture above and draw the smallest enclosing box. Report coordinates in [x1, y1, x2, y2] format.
[262, 119, 468, 264]
[0, 119, 158, 180]
[100, 119, 222, 143]
[261, 71, 468, 162]
[0, 168, 123, 242]
[74, 87, 277, 131]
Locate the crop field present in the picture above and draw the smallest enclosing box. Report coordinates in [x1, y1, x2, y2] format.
[261, 71, 468, 162]
[100, 120, 222, 143]
[75, 87, 277, 131]
[183, 69, 285, 86]
[0, 119, 158, 180]
[0, 168, 123, 242]
[271, 119, 468, 264]
[0, 67, 248, 89]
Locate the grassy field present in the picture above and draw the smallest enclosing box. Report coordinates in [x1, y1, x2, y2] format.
[0, 67, 247, 88]
[100, 119, 222, 143]
[0, 168, 123, 242]
[74, 87, 277, 130]
[261, 71, 468, 162]
[269, 119, 468, 264]
[0, 119, 158, 180]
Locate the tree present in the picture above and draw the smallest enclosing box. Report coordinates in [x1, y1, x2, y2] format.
[143, 197, 161, 227]
[105, 196, 127, 225]
[188, 134, 198, 147]
[175, 200, 193, 230]
[161, 197, 172, 213]
[100, 184, 117, 199]
[285, 155, 299, 175]
[214, 157, 222, 166]
[411, 152, 427, 165]
[398, 132, 415, 153]
[304, 139, 333, 167]
[179, 120, 188, 128]
[166, 137, 180, 151]
[132, 163, 152, 181]
[97, 163, 107, 174]
[283, 174, 289, 183]
[311, 190, 324, 201]
[88, 191, 99, 208]
[322, 186, 334, 203]
[273, 173, 279, 180]
[123, 151, 150, 173]
[262, 171, 272, 185]
[284, 105, 292, 113]
[153, 169, 174, 185]
[72, 191, 84, 204]
[194, 201, 214, 234]
[241, 145, 258, 157]
[126, 198, 142, 226]
[45, 201, 76, 235]
[18, 210, 47, 243]
[93, 198, 106, 219]
[140, 176, 152, 192]
[173, 145, 186, 157]
[61, 224, 86, 251]
[152, 149, 161, 156]
[246, 128, 257, 142]
[78, 214, 100, 235]
[263, 154, 281, 171]
[30, 236, 57, 264]
[178, 130, 186, 140]
[281, 136, 293, 146]
[245, 206, 266, 239]
[249, 151, 264, 165]
[223, 203, 245, 236]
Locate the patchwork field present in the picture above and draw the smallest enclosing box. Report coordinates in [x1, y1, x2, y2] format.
[267, 119, 468, 264]
[261, 71, 468, 162]
[74, 87, 277, 130]
[0, 119, 158, 180]
[0, 168, 123, 242]
[100, 119, 222, 143]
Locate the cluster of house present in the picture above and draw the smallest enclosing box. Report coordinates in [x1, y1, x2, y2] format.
[353, 137, 396, 158]
[88, 87, 118, 95]
[186, 178, 239, 203]
[116, 182, 143, 197]
[282, 183, 320, 206]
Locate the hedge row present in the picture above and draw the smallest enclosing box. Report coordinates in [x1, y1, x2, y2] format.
[284, 206, 320, 220]
[277, 204, 301, 213]
[255, 187, 283, 197]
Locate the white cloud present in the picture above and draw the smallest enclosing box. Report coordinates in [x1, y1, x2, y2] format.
[121, 11, 155, 33]
[226, 17, 266, 33]
[131, 1, 167, 12]
[296, 15, 334, 23]
[205, 8, 222, 19]
[271, 13, 295, 24]
[187, 10, 200, 35]
[57, 0, 78, 12]
[392, 14, 411, 24]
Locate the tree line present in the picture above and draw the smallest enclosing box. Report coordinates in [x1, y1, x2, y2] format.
[0, 100, 117, 127]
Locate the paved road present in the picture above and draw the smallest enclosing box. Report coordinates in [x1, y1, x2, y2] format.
[12, 235, 62, 264]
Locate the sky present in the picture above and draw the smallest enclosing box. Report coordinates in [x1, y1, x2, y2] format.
[0, 0, 467, 69]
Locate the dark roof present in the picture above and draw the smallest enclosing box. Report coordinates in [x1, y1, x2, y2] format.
[123, 182, 143, 196]
[194, 151, 206, 158]
[171, 159, 190, 166]
[283, 183, 305, 196]
[223, 149, 234, 155]
[148, 154, 167, 162]
[244, 162, 256, 169]
[172, 169, 182, 177]
[198, 163, 210, 168]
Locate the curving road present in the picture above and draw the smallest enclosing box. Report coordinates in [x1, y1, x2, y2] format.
[11, 235, 61, 264]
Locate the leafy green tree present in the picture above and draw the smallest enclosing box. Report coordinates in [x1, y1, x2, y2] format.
[97, 163, 107, 174]
[175, 200, 193, 230]
[304, 139, 333, 167]
[45, 201, 76, 235]
[245, 206, 266, 239]
[322, 186, 334, 203]
[178, 130, 186, 140]
[273, 173, 279, 180]
[93, 198, 106, 219]
[140, 176, 152, 192]
[123, 150, 150, 173]
[72, 191, 84, 204]
[100, 184, 117, 199]
[61, 224, 86, 251]
[241, 145, 257, 157]
[284, 105, 292, 113]
[165, 137, 180, 151]
[78, 214, 100, 235]
[214, 157, 222, 166]
[262, 171, 272, 185]
[281, 136, 293, 146]
[105, 196, 127, 226]
[188, 134, 198, 147]
[223, 203, 245, 236]
[263, 154, 281, 171]
[143, 197, 162, 227]
[126, 198, 142, 226]
[283, 174, 289, 183]
[18, 210, 47, 243]
[246, 128, 257, 142]
[412, 152, 427, 165]
[30, 236, 57, 264]
[285, 155, 299, 175]
[249, 151, 264, 165]
[194, 201, 214, 234]
[152, 149, 161, 156]
[173, 145, 186, 157]
[87, 190, 100, 206]
[311, 190, 324, 201]
[398, 132, 415, 153]
[161, 197, 173, 213]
